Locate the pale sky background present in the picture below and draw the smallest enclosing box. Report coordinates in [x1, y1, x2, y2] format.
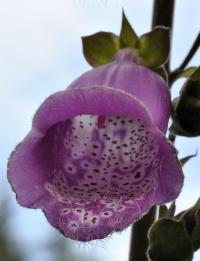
[0, 0, 200, 260]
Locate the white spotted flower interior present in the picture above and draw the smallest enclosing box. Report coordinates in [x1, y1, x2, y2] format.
[8, 49, 183, 241]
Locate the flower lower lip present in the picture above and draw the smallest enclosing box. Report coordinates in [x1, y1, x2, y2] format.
[39, 114, 160, 240]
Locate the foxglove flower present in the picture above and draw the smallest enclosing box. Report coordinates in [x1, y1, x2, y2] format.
[8, 49, 183, 241]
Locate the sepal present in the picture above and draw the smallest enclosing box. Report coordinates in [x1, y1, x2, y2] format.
[148, 218, 193, 261]
[170, 67, 200, 137]
[82, 32, 120, 67]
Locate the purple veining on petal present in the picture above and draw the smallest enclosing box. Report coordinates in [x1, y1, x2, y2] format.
[69, 49, 171, 133]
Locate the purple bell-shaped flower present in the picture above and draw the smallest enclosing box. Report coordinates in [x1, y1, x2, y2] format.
[8, 49, 183, 241]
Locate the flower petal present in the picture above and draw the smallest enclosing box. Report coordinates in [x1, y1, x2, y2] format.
[9, 87, 153, 209]
[154, 134, 184, 204]
[42, 188, 159, 241]
[69, 51, 171, 133]
[8, 130, 51, 208]
[33, 86, 153, 133]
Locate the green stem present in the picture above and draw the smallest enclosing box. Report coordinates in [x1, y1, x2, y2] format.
[168, 132, 176, 144]
[152, 0, 175, 73]
[179, 32, 200, 71]
[129, 207, 157, 261]
[128, 1, 175, 261]
[169, 32, 200, 84]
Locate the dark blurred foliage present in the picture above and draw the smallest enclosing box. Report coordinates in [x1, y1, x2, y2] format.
[0, 198, 96, 261]
[0, 200, 25, 261]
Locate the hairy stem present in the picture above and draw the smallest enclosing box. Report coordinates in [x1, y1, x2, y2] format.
[128, 1, 175, 260]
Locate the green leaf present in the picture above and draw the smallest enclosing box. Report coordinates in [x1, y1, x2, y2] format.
[179, 67, 198, 78]
[170, 113, 197, 137]
[158, 205, 168, 218]
[169, 121, 192, 137]
[170, 67, 198, 83]
[191, 200, 200, 251]
[167, 201, 176, 218]
[153, 67, 168, 82]
[177, 198, 200, 251]
[180, 152, 197, 166]
[171, 67, 200, 137]
[148, 218, 193, 261]
[139, 27, 170, 68]
[119, 10, 139, 48]
[82, 32, 120, 67]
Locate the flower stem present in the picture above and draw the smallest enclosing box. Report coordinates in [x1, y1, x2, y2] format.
[152, 0, 175, 73]
[168, 132, 176, 144]
[179, 32, 200, 71]
[128, 1, 175, 260]
[128, 207, 157, 261]
[169, 32, 200, 84]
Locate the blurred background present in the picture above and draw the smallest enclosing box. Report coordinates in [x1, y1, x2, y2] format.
[0, 0, 200, 260]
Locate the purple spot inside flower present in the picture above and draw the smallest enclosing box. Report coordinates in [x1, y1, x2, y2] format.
[37, 114, 163, 240]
